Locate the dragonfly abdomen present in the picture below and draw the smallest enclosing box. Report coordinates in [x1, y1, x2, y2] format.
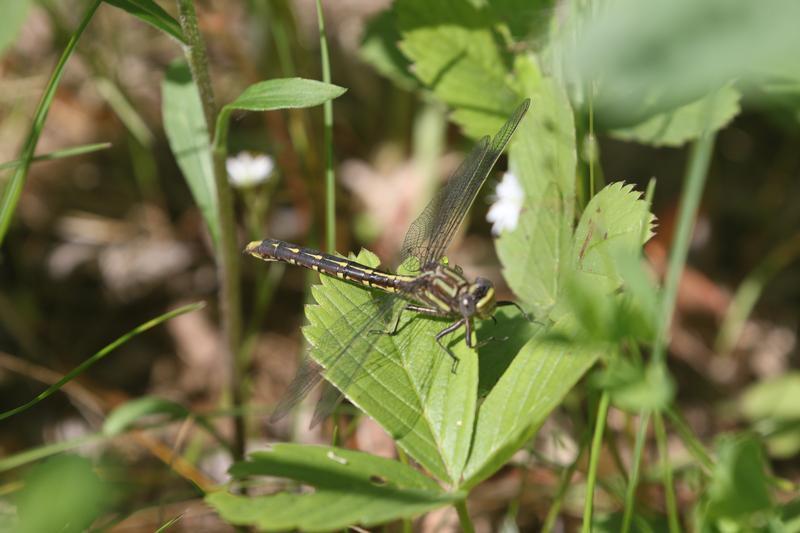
[246, 239, 411, 293]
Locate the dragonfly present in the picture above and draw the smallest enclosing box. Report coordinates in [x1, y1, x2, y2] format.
[246, 99, 530, 427]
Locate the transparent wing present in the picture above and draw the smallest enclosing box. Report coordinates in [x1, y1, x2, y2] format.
[400, 99, 531, 267]
[269, 290, 398, 427]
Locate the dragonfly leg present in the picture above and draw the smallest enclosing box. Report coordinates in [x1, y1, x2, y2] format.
[496, 300, 531, 321]
[435, 318, 466, 373]
[370, 304, 442, 336]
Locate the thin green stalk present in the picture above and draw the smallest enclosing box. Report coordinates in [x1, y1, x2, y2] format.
[175, 0, 245, 461]
[621, 411, 651, 533]
[0, 142, 111, 171]
[0, 303, 204, 422]
[654, 412, 681, 533]
[665, 407, 713, 472]
[581, 391, 611, 533]
[455, 500, 475, 533]
[315, 0, 335, 252]
[652, 131, 717, 365]
[0, 0, 102, 245]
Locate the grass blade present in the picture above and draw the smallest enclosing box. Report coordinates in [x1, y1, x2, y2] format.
[0, 142, 111, 171]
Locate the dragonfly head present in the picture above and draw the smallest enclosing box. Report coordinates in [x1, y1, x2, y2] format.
[461, 277, 496, 319]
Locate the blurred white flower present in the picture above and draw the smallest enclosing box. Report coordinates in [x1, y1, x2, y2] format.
[487, 171, 524, 235]
[226, 152, 274, 188]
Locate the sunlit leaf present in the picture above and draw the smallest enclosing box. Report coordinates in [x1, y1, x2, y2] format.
[302, 250, 477, 483]
[495, 72, 576, 319]
[741, 372, 800, 459]
[396, 0, 521, 137]
[611, 85, 741, 147]
[223, 78, 346, 113]
[360, 9, 419, 90]
[162, 61, 219, 247]
[207, 444, 458, 531]
[462, 317, 599, 487]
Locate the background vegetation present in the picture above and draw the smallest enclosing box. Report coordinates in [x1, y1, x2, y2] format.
[1, 0, 799, 531]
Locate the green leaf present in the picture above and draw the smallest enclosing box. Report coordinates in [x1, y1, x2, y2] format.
[462, 317, 599, 487]
[104, 0, 185, 44]
[571, 182, 655, 294]
[495, 74, 576, 318]
[15, 455, 112, 533]
[703, 434, 773, 526]
[396, 0, 521, 138]
[223, 78, 346, 113]
[303, 250, 477, 483]
[565, 0, 800, 123]
[741, 372, 800, 459]
[0, 0, 30, 56]
[162, 61, 220, 247]
[610, 85, 741, 147]
[360, 9, 419, 90]
[207, 444, 458, 531]
[103, 396, 189, 436]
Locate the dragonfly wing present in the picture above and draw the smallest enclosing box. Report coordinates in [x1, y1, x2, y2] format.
[269, 356, 325, 423]
[400, 99, 531, 267]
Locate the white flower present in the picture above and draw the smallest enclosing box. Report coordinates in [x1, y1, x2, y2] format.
[487, 171, 524, 235]
[226, 152, 274, 188]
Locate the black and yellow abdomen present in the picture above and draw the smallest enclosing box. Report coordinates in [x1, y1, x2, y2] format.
[245, 239, 414, 293]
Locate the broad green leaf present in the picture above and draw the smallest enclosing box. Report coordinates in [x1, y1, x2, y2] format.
[360, 9, 419, 90]
[0, 0, 30, 56]
[564, 0, 800, 124]
[15, 455, 111, 533]
[303, 250, 477, 483]
[104, 0, 185, 44]
[397, 0, 521, 138]
[570, 182, 655, 294]
[741, 372, 800, 459]
[495, 73, 576, 318]
[702, 434, 773, 527]
[207, 444, 458, 531]
[611, 85, 741, 147]
[103, 396, 189, 436]
[462, 317, 599, 487]
[223, 78, 346, 113]
[162, 61, 219, 248]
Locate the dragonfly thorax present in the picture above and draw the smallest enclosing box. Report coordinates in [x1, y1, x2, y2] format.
[463, 276, 496, 319]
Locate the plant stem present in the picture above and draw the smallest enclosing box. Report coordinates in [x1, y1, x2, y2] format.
[581, 390, 610, 533]
[654, 411, 681, 533]
[621, 410, 651, 533]
[652, 131, 716, 366]
[455, 500, 475, 533]
[0, 0, 102, 245]
[542, 433, 588, 533]
[176, 0, 245, 461]
[666, 407, 714, 472]
[315, 0, 335, 252]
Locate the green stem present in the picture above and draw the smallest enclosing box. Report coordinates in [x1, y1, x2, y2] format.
[0, 142, 111, 171]
[315, 0, 335, 252]
[621, 411, 651, 533]
[581, 391, 611, 533]
[665, 407, 714, 472]
[654, 412, 681, 533]
[652, 131, 717, 366]
[542, 434, 588, 533]
[0, 0, 102, 245]
[176, 0, 245, 462]
[455, 500, 475, 533]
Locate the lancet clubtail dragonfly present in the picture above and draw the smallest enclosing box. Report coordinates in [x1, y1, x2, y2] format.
[246, 99, 530, 426]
